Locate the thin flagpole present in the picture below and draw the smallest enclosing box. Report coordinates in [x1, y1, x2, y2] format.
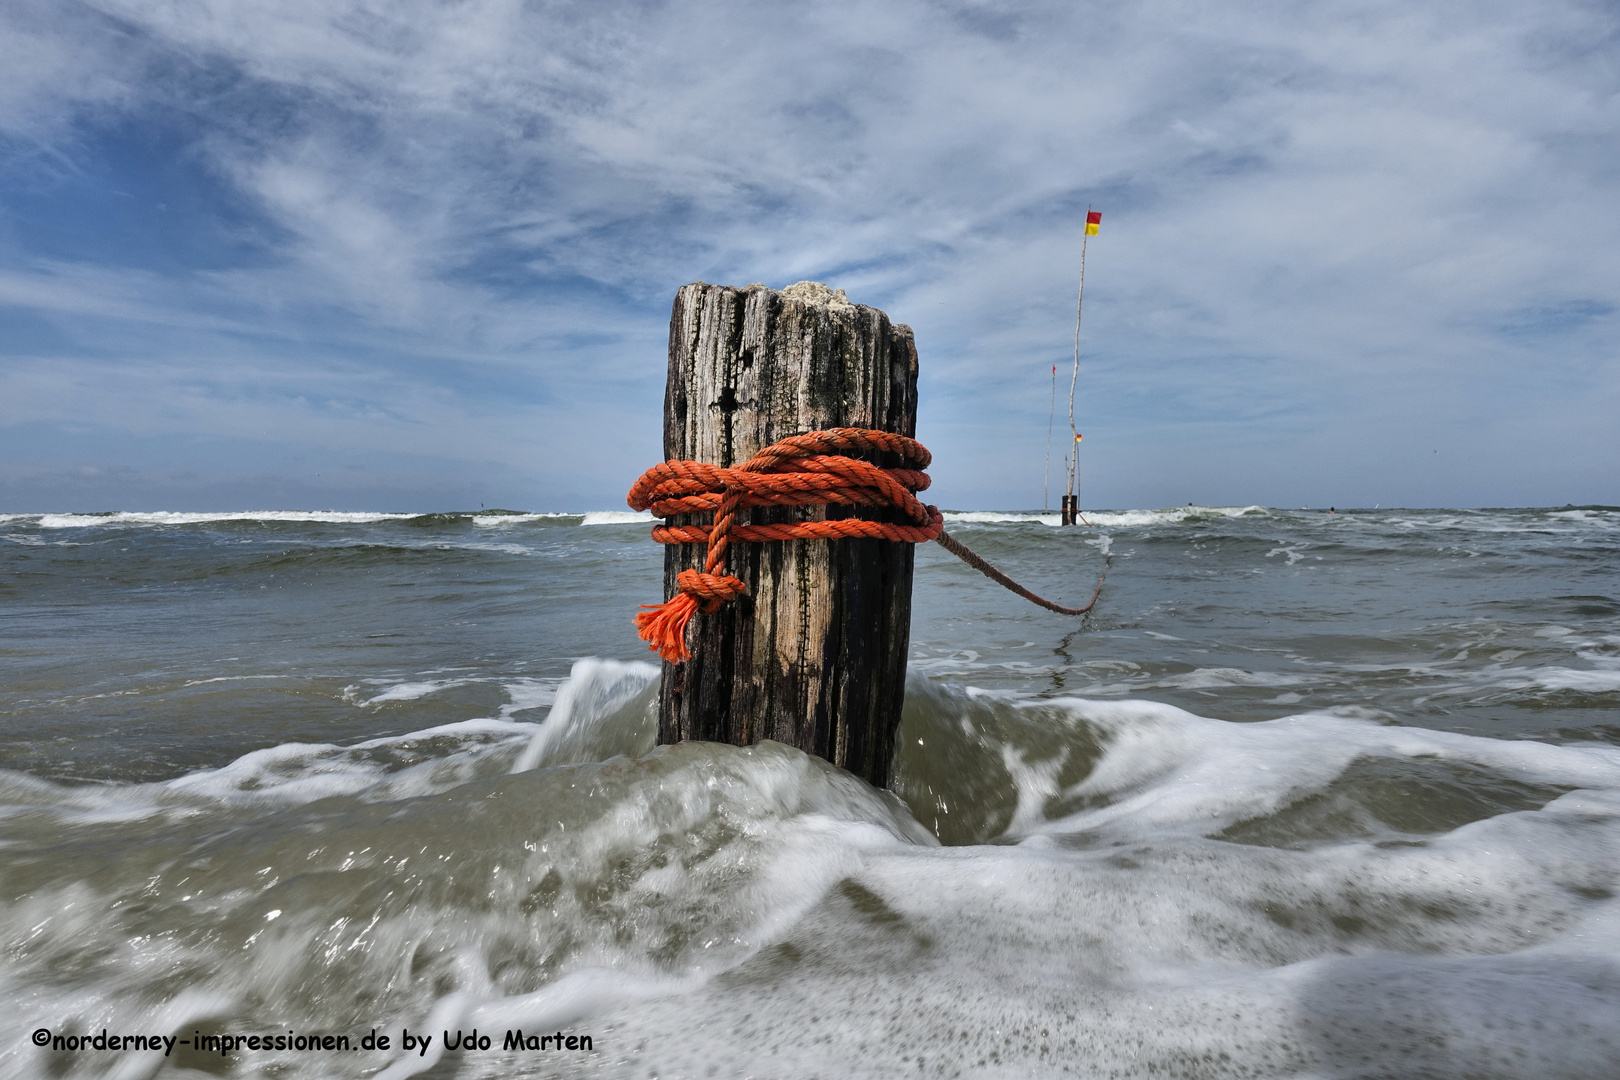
[1044, 364, 1056, 511]
[1067, 207, 1090, 499]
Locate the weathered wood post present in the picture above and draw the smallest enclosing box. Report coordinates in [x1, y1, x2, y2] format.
[658, 280, 919, 788]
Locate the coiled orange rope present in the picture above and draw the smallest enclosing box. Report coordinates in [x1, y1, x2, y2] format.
[627, 427, 1106, 663]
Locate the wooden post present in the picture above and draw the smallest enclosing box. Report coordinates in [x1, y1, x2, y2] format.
[658, 281, 919, 788]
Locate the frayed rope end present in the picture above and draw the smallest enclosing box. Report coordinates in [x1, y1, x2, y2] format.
[635, 569, 748, 664]
[636, 592, 700, 664]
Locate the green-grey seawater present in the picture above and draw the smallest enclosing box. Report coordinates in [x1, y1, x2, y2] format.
[2, 506, 1617, 1077]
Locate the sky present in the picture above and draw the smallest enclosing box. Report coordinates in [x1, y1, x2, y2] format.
[1, 0, 1617, 512]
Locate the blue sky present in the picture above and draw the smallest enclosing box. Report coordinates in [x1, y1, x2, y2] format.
[2, 0, 1616, 511]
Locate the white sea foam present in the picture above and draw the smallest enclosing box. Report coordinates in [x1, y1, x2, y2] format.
[1079, 705, 1606, 838]
[0, 720, 930, 1080]
[1153, 666, 1312, 690]
[5, 673, 1620, 1079]
[567, 841, 1620, 1079]
[1382, 510, 1620, 534]
[941, 505, 1269, 529]
[549, 691, 1620, 1078]
[179, 674, 291, 687]
[1496, 666, 1620, 694]
[943, 511, 1061, 525]
[447, 540, 535, 555]
[0, 718, 540, 826]
[386, 684, 1620, 1079]
[511, 658, 659, 772]
[473, 518, 567, 531]
[579, 510, 654, 526]
[0, 664, 654, 822]
[1548, 508, 1620, 524]
[471, 513, 578, 526]
[907, 654, 1314, 696]
[14, 510, 657, 530]
[351, 677, 480, 706]
[499, 676, 567, 719]
[35, 510, 427, 528]
[1087, 504, 1270, 526]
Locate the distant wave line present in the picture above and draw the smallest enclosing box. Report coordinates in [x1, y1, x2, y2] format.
[11, 510, 656, 529]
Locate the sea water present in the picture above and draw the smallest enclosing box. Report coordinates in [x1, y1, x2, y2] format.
[1, 506, 1617, 1078]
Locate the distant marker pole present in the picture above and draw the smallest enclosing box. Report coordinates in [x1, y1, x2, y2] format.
[1063, 208, 1101, 526]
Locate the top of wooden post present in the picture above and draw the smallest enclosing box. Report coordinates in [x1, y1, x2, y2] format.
[664, 281, 917, 465]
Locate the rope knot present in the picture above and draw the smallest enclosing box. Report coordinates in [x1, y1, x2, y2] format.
[675, 568, 748, 608]
[634, 569, 748, 663]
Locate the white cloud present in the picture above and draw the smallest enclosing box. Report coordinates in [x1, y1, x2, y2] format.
[1, 0, 1616, 508]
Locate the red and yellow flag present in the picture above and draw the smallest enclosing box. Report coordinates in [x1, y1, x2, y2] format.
[1085, 211, 1101, 236]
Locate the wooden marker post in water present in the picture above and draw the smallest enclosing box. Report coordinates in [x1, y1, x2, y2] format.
[656, 281, 919, 788]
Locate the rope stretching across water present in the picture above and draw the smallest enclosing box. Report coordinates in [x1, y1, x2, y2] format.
[627, 427, 1108, 663]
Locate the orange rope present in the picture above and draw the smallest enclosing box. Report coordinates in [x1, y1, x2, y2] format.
[627, 427, 1102, 662]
